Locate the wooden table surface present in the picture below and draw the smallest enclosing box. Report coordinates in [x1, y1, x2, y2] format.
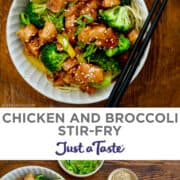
[0, 160, 180, 179]
[0, 0, 179, 107]
[0, 1, 180, 179]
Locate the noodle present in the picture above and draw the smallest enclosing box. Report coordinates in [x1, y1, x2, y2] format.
[58, 85, 79, 92]
[125, 0, 143, 30]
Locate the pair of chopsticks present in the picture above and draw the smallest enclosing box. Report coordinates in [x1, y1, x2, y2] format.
[105, 0, 168, 107]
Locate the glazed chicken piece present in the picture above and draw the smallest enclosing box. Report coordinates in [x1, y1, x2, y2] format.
[64, 14, 77, 44]
[78, 24, 119, 48]
[102, 0, 120, 8]
[75, 63, 104, 94]
[63, 73, 76, 84]
[78, 24, 106, 42]
[96, 28, 119, 48]
[63, 58, 78, 72]
[64, 2, 80, 19]
[65, 0, 98, 44]
[53, 71, 66, 86]
[75, 63, 104, 83]
[47, 0, 67, 13]
[16, 24, 38, 43]
[39, 21, 57, 46]
[127, 29, 140, 45]
[24, 172, 35, 180]
[80, 0, 98, 20]
[65, 4, 79, 44]
[53, 69, 76, 86]
[25, 37, 41, 56]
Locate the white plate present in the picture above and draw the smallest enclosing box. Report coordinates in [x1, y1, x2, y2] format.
[1, 165, 65, 180]
[6, 0, 150, 104]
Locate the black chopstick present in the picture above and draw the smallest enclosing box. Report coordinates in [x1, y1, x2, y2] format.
[106, 0, 160, 103]
[105, 0, 168, 107]
[105, 0, 161, 107]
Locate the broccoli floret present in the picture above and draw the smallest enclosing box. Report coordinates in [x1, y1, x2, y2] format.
[105, 47, 119, 57]
[41, 43, 69, 72]
[100, 6, 135, 32]
[121, 0, 131, 6]
[26, 2, 46, 28]
[19, 12, 30, 26]
[118, 34, 131, 53]
[87, 50, 121, 74]
[105, 34, 131, 57]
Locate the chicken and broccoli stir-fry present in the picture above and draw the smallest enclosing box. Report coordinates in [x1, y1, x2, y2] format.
[16, 0, 142, 94]
[16, 172, 62, 180]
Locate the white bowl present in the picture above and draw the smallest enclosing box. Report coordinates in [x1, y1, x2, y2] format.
[6, 0, 150, 104]
[1, 165, 65, 180]
[58, 160, 104, 178]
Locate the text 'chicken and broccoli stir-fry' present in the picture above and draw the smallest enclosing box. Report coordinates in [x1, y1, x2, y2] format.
[17, 0, 142, 94]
